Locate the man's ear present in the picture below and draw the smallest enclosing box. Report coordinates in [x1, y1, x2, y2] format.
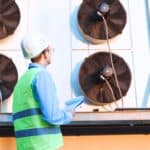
[42, 52, 46, 59]
[43, 50, 49, 59]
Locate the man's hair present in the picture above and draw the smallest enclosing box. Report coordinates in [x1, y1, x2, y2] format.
[30, 49, 47, 62]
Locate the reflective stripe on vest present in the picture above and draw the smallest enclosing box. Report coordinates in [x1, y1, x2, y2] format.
[13, 108, 41, 121]
[15, 127, 61, 138]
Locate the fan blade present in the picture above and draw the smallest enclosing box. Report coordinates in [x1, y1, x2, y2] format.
[0, 55, 18, 100]
[3, 21, 19, 33]
[2, 5, 18, 17]
[0, 0, 20, 39]
[109, 2, 123, 15]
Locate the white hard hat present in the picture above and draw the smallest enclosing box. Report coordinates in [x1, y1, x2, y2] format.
[21, 32, 49, 59]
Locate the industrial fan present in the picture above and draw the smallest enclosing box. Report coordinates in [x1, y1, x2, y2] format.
[0, 0, 20, 39]
[0, 54, 18, 101]
[79, 52, 131, 105]
[77, 0, 127, 44]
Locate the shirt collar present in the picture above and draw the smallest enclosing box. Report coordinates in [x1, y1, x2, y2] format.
[28, 63, 44, 69]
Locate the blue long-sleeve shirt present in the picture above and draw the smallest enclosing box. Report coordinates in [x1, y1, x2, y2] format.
[29, 63, 73, 125]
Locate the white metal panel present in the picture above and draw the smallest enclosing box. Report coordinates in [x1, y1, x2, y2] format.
[71, 0, 131, 50]
[28, 0, 72, 108]
[72, 50, 137, 112]
[129, 0, 150, 108]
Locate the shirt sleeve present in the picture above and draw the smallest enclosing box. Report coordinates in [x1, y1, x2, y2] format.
[31, 70, 73, 125]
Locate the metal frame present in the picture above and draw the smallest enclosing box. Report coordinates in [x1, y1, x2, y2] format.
[1, 111, 150, 137]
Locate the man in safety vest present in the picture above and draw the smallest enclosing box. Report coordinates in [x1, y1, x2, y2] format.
[12, 32, 84, 150]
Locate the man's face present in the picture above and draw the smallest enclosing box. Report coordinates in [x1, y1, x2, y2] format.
[45, 46, 52, 65]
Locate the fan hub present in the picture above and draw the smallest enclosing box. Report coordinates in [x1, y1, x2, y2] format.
[98, 2, 110, 14]
[102, 65, 113, 78]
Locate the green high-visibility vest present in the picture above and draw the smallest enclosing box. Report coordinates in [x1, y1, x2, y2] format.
[13, 68, 63, 150]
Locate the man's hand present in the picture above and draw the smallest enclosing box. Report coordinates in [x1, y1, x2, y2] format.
[65, 96, 85, 112]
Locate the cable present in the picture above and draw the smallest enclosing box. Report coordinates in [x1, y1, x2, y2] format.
[100, 75, 118, 107]
[0, 89, 3, 112]
[97, 11, 124, 108]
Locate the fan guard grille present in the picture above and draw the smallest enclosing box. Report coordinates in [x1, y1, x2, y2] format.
[0, 54, 18, 101]
[79, 52, 131, 105]
[77, 0, 127, 43]
[0, 0, 20, 39]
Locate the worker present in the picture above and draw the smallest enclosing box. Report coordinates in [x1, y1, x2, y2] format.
[12, 32, 84, 150]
